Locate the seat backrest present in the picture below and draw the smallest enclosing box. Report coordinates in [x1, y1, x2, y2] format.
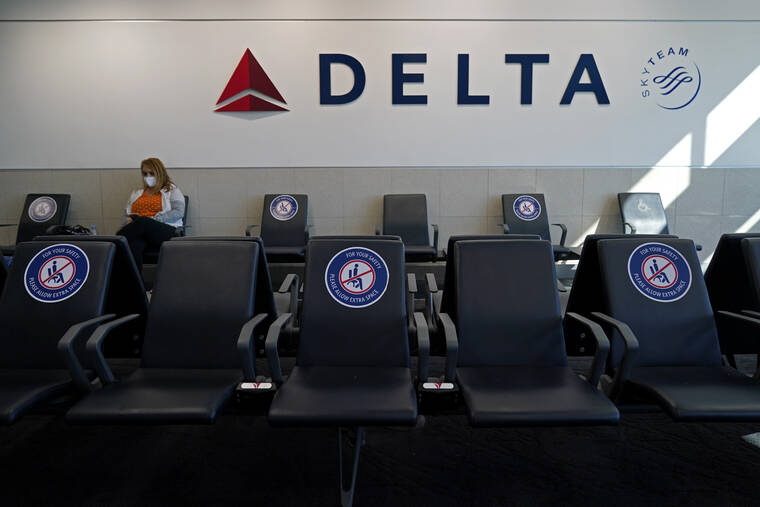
[597, 238, 721, 368]
[704, 233, 760, 313]
[37, 235, 149, 357]
[297, 237, 409, 367]
[501, 194, 551, 241]
[742, 238, 760, 306]
[0, 241, 114, 368]
[171, 236, 277, 325]
[0, 257, 7, 297]
[440, 234, 541, 320]
[454, 239, 566, 366]
[179, 195, 189, 233]
[617, 192, 669, 234]
[16, 194, 71, 244]
[141, 241, 260, 369]
[260, 194, 309, 247]
[563, 233, 677, 355]
[382, 194, 431, 246]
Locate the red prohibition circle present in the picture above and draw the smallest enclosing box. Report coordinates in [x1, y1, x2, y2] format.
[38, 256, 76, 290]
[641, 254, 678, 289]
[339, 260, 375, 294]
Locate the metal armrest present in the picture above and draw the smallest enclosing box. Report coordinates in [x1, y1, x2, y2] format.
[431, 224, 439, 253]
[551, 223, 568, 246]
[424, 273, 438, 325]
[565, 312, 609, 387]
[237, 313, 269, 381]
[245, 224, 259, 237]
[718, 310, 760, 334]
[0, 224, 15, 227]
[741, 310, 760, 320]
[590, 312, 640, 401]
[425, 273, 438, 293]
[265, 313, 294, 385]
[500, 223, 510, 234]
[407, 273, 418, 331]
[437, 312, 459, 382]
[413, 312, 430, 382]
[375, 225, 382, 236]
[278, 273, 301, 318]
[57, 314, 116, 391]
[85, 314, 141, 385]
[623, 222, 637, 234]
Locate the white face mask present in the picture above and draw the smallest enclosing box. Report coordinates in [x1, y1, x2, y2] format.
[144, 176, 156, 187]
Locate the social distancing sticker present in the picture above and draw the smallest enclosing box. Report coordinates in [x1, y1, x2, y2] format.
[513, 195, 541, 221]
[270, 195, 298, 221]
[325, 247, 389, 308]
[28, 196, 57, 223]
[24, 244, 89, 303]
[627, 242, 691, 303]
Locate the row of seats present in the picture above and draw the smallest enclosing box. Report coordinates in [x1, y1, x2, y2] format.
[2, 191, 678, 264]
[2, 234, 760, 505]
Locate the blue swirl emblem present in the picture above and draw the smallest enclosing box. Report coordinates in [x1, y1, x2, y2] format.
[639, 47, 701, 111]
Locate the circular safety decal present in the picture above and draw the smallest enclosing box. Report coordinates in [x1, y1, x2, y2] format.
[28, 196, 58, 223]
[270, 195, 299, 221]
[24, 244, 90, 303]
[627, 242, 691, 303]
[324, 247, 389, 308]
[513, 195, 541, 221]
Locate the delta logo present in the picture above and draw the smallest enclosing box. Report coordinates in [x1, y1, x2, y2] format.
[215, 49, 288, 112]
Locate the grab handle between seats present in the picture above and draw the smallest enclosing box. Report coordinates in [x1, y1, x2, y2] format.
[57, 314, 116, 392]
[86, 314, 141, 385]
[237, 313, 270, 381]
[437, 312, 459, 382]
[551, 223, 568, 247]
[413, 312, 430, 382]
[278, 273, 301, 322]
[265, 312, 294, 385]
[590, 312, 640, 401]
[565, 312, 609, 387]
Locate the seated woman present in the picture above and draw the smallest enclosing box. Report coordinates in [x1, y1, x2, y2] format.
[117, 157, 185, 270]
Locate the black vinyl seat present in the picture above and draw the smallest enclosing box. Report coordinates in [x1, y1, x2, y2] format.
[704, 233, 760, 364]
[1, 194, 71, 256]
[501, 193, 574, 261]
[0, 256, 7, 294]
[379, 194, 438, 262]
[592, 237, 760, 420]
[37, 235, 149, 358]
[66, 240, 269, 424]
[442, 239, 618, 426]
[266, 237, 425, 506]
[246, 194, 309, 262]
[562, 233, 677, 356]
[0, 241, 116, 424]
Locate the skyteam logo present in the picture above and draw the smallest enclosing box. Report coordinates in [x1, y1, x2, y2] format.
[24, 244, 90, 303]
[28, 196, 57, 223]
[325, 247, 389, 308]
[513, 195, 541, 221]
[627, 242, 692, 303]
[270, 195, 298, 221]
[639, 46, 701, 110]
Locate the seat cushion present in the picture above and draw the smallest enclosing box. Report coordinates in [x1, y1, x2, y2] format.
[0, 369, 79, 425]
[457, 366, 619, 427]
[628, 366, 760, 421]
[404, 245, 437, 262]
[66, 368, 240, 424]
[268, 366, 417, 426]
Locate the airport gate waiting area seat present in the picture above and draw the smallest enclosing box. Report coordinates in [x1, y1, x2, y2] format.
[0, 240, 116, 424]
[591, 237, 760, 420]
[141, 195, 189, 267]
[501, 193, 575, 261]
[562, 233, 677, 356]
[66, 240, 270, 424]
[617, 192, 669, 234]
[246, 194, 310, 262]
[378, 194, 438, 262]
[704, 233, 760, 368]
[38, 235, 149, 358]
[436, 238, 619, 426]
[266, 236, 425, 506]
[0, 193, 71, 256]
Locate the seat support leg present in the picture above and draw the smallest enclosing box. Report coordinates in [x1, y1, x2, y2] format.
[338, 426, 365, 507]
